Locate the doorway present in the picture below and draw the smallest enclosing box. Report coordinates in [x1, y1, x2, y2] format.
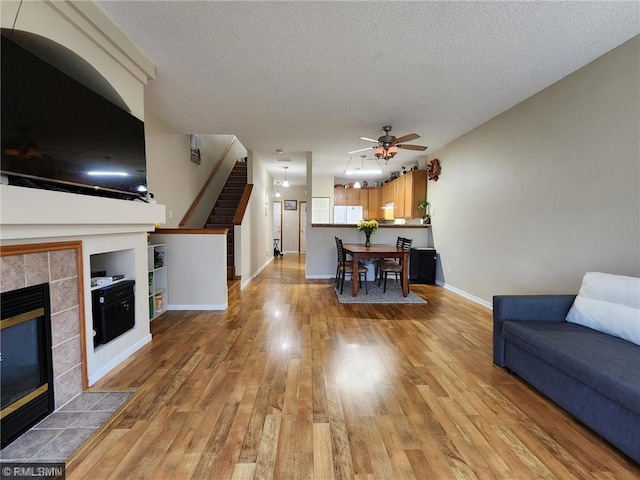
[299, 201, 307, 253]
[273, 201, 283, 255]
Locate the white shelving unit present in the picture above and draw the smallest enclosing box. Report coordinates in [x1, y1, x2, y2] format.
[147, 243, 168, 320]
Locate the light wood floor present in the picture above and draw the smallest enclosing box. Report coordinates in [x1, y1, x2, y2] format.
[68, 254, 640, 479]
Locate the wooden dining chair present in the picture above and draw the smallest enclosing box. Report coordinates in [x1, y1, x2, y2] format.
[375, 236, 404, 281]
[378, 237, 412, 293]
[335, 237, 368, 294]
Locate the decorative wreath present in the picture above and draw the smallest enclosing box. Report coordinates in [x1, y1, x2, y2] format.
[427, 159, 441, 181]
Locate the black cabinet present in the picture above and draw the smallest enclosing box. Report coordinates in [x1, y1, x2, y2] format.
[92, 280, 135, 347]
[410, 248, 437, 284]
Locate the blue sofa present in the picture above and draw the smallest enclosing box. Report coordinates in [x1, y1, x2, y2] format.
[493, 295, 640, 463]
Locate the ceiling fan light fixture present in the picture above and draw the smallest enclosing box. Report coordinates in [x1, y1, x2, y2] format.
[374, 146, 384, 158]
[387, 146, 398, 158]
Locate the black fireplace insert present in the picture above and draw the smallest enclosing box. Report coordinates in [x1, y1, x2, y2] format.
[1, 283, 55, 448]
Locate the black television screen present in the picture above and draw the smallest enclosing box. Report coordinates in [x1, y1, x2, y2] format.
[1, 31, 147, 200]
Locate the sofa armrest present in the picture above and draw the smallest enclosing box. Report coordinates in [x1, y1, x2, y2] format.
[493, 295, 576, 366]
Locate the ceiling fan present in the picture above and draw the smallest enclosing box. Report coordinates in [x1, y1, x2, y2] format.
[348, 125, 428, 159]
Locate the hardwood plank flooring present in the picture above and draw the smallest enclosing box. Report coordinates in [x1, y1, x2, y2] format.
[67, 254, 639, 479]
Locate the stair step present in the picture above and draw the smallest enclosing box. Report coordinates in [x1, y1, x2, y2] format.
[222, 187, 244, 195]
[207, 220, 233, 227]
[214, 207, 235, 215]
[217, 200, 238, 209]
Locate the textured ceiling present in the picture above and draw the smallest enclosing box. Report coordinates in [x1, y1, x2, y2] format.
[94, 1, 639, 186]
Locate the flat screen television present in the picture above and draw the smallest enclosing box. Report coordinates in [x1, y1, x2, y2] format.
[1, 30, 147, 200]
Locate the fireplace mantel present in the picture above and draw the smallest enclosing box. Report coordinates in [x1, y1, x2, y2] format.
[1, 184, 165, 387]
[1, 185, 164, 242]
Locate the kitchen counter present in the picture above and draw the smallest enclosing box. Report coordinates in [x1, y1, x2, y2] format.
[312, 223, 430, 228]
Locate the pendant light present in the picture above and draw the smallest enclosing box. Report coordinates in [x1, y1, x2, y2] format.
[282, 166, 290, 187]
[274, 181, 281, 198]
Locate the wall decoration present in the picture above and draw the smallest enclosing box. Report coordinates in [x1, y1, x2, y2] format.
[284, 200, 297, 210]
[427, 158, 441, 181]
[190, 134, 201, 164]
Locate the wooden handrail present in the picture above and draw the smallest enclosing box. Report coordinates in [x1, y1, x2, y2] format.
[232, 184, 253, 225]
[154, 228, 228, 235]
[179, 136, 237, 226]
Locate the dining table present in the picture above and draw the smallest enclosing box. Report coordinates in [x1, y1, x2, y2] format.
[342, 243, 410, 297]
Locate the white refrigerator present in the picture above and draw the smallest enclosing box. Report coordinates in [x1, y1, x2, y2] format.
[333, 205, 363, 224]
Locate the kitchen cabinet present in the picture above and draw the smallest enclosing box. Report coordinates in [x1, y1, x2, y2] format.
[403, 170, 428, 218]
[333, 169, 427, 219]
[393, 175, 406, 218]
[367, 188, 381, 219]
[334, 187, 365, 206]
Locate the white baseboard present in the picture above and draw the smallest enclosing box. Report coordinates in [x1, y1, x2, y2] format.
[167, 303, 227, 311]
[88, 333, 152, 386]
[241, 256, 273, 290]
[436, 280, 492, 310]
[305, 274, 334, 279]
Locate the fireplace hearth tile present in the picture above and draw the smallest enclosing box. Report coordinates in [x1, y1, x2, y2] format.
[69, 411, 114, 429]
[91, 392, 134, 411]
[59, 392, 107, 412]
[0, 429, 62, 460]
[33, 412, 80, 430]
[1, 391, 134, 463]
[33, 428, 95, 461]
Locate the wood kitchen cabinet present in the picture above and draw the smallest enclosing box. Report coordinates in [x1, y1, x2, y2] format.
[403, 170, 428, 218]
[333, 170, 427, 219]
[393, 174, 406, 218]
[366, 188, 381, 219]
[381, 182, 393, 206]
[334, 187, 368, 208]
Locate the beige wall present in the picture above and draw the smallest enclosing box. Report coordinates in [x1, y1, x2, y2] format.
[0, 0, 153, 119]
[427, 36, 640, 303]
[144, 112, 245, 228]
[242, 151, 276, 285]
[281, 186, 308, 253]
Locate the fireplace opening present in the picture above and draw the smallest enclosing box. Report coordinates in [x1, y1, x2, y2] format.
[1, 283, 54, 449]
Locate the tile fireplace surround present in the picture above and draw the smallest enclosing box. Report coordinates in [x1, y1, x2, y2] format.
[1, 184, 165, 452]
[1, 244, 84, 409]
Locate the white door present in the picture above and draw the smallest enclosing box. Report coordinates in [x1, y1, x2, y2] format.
[273, 201, 282, 253]
[299, 201, 307, 253]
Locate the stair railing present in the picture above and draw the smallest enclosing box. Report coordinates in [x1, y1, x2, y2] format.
[180, 136, 238, 227]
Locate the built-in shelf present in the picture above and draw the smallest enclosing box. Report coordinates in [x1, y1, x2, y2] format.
[148, 244, 168, 320]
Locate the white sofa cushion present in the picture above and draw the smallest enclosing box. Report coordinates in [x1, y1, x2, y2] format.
[566, 272, 640, 346]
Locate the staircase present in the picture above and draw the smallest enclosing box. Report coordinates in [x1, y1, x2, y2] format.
[205, 161, 247, 280]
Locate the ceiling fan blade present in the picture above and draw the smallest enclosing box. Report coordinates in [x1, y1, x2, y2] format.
[348, 146, 374, 154]
[359, 137, 380, 143]
[394, 133, 420, 144]
[397, 144, 428, 151]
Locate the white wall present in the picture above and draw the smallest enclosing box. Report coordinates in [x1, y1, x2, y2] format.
[427, 36, 640, 302]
